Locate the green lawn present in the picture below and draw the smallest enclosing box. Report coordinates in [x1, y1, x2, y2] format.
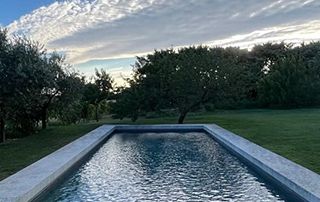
[1, 108, 320, 181]
[0, 123, 100, 180]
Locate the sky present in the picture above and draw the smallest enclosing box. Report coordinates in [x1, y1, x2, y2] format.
[2, 0, 320, 85]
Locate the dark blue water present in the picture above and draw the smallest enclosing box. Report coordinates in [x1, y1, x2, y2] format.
[45, 132, 295, 201]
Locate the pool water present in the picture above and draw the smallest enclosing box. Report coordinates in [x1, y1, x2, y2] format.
[44, 132, 297, 201]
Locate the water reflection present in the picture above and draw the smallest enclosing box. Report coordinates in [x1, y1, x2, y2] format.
[45, 132, 294, 201]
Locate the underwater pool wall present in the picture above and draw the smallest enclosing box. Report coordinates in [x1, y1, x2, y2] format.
[0, 124, 319, 202]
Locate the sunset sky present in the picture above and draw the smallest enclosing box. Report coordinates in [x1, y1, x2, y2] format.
[2, 0, 320, 85]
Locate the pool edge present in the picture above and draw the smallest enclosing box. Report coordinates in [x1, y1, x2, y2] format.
[0, 125, 116, 202]
[203, 124, 320, 202]
[0, 124, 319, 202]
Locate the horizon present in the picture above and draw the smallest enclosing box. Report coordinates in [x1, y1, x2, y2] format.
[1, 0, 320, 85]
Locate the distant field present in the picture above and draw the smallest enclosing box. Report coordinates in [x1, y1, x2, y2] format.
[0, 108, 319, 180]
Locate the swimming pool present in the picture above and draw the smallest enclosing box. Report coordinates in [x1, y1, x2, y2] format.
[1, 124, 319, 202]
[44, 132, 296, 201]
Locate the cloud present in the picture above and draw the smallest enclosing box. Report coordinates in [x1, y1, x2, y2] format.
[207, 20, 320, 49]
[74, 57, 136, 86]
[81, 65, 133, 86]
[248, 0, 316, 18]
[7, 0, 161, 44]
[6, 0, 320, 65]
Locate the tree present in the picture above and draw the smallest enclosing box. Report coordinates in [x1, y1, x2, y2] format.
[111, 46, 220, 123]
[50, 72, 85, 124]
[83, 69, 113, 122]
[38, 53, 66, 129]
[110, 83, 142, 121]
[250, 42, 290, 74]
[210, 47, 254, 108]
[293, 42, 320, 105]
[258, 54, 310, 107]
[7, 37, 54, 136]
[170, 47, 218, 123]
[0, 29, 10, 142]
[0, 30, 50, 139]
[0, 29, 76, 141]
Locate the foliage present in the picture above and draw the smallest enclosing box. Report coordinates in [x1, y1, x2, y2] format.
[82, 69, 114, 121]
[110, 47, 214, 123]
[0, 29, 85, 141]
[258, 54, 311, 107]
[3, 24, 320, 140]
[111, 46, 254, 123]
[0, 31, 50, 138]
[110, 83, 143, 121]
[50, 72, 85, 124]
[110, 43, 320, 123]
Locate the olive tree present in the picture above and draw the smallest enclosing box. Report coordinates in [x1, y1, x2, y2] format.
[111, 46, 221, 123]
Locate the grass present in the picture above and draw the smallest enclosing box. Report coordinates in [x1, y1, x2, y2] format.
[0, 123, 100, 180]
[0, 108, 320, 180]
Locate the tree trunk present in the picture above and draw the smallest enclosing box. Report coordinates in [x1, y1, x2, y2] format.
[95, 104, 99, 122]
[41, 95, 56, 130]
[41, 107, 48, 129]
[0, 117, 5, 143]
[178, 111, 188, 124]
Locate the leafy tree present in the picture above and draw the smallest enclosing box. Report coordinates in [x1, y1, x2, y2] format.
[83, 69, 113, 121]
[258, 54, 311, 107]
[210, 47, 254, 108]
[110, 84, 142, 121]
[38, 53, 66, 129]
[50, 72, 85, 124]
[8, 38, 55, 135]
[0, 29, 10, 142]
[0, 31, 49, 138]
[171, 46, 218, 123]
[0, 29, 81, 141]
[111, 46, 220, 123]
[250, 42, 290, 74]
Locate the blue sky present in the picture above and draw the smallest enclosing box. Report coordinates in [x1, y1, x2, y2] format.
[2, 0, 320, 85]
[0, 0, 54, 25]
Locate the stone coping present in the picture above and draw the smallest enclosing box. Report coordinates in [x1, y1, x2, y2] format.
[0, 124, 319, 202]
[0, 125, 116, 202]
[204, 124, 320, 202]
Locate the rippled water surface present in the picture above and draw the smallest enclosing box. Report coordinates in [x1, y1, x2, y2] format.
[45, 132, 295, 201]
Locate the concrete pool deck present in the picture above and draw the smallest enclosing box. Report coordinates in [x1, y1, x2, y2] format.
[0, 124, 319, 202]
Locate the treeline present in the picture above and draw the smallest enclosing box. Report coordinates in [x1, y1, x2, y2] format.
[0, 30, 113, 142]
[110, 42, 320, 123]
[2, 27, 320, 142]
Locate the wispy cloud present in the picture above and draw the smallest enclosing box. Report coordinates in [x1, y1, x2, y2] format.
[208, 20, 320, 49]
[6, 0, 320, 65]
[248, 0, 316, 18]
[74, 57, 135, 86]
[7, 0, 160, 44]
